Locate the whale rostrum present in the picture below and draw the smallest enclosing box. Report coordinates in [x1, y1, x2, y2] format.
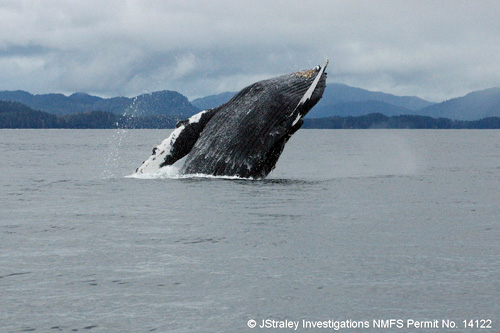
[135, 60, 328, 179]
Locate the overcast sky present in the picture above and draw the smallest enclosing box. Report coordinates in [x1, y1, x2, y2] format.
[1, 0, 499, 101]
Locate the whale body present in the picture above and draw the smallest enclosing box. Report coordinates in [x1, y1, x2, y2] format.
[135, 61, 328, 179]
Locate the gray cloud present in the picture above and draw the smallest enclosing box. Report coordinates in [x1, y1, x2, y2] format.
[1, 0, 499, 101]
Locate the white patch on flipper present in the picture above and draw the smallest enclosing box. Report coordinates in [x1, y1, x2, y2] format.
[135, 110, 208, 174]
[188, 110, 207, 124]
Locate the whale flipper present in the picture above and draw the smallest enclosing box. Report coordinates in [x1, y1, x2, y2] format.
[135, 108, 218, 173]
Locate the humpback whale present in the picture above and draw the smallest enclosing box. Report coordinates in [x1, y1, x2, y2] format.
[135, 60, 328, 179]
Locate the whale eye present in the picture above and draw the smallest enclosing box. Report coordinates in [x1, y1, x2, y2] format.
[315, 65, 321, 71]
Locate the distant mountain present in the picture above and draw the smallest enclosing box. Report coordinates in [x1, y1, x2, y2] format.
[417, 87, 500, 120]
[319, 83, 434, 109]
[310, 100, 412, 118]
[191, 92, 237, 110]
[0, 90, 200, 118]
[92, 96, 131, 115]
[119, 91, 199, 117]
[309, 83, 434, 118]
[0, 100, 60, 128]
[0, 100, 179, 129]
[68, 92, 103, 104]
[0, 91, 87, 115]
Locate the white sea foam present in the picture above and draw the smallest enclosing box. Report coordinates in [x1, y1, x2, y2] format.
[126, 167, 255, 180]
[181, 173, 256, 180]
[126, 165, 182, 179]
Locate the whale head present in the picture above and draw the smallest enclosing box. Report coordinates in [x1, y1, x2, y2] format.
[285, 61, 328, 119]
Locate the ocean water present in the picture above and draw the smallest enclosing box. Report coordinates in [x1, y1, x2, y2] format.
[1, 129, 499, 332]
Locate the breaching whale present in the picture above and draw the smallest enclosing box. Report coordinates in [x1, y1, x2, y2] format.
[135, 60, 328, 179]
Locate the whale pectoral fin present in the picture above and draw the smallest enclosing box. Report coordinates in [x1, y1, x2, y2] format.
[135, 108, 218, 173]
[158, 113, 209, 168]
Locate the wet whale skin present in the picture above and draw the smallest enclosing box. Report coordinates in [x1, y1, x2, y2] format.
[136, 65, 327, 179]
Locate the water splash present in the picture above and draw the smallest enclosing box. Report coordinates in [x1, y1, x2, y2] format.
[101, 96, 144, 179]
[126, 165, 181, 179]
[101, 128, 128, 179]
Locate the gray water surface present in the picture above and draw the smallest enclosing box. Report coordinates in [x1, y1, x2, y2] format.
[1, 129, 499, 332]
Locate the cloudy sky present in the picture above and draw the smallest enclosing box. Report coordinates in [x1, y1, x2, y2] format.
[1, 0, 499, 102]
